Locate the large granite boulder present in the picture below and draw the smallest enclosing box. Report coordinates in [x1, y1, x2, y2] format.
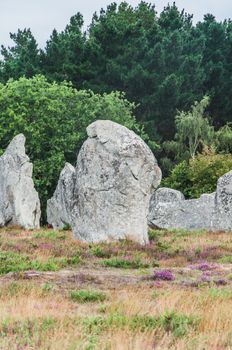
[149, 169, 232, 231]
[71, 120, 161, 244]
[148, 187, 215, 230]
[0, 134, 40, 229]
[47, 163, 75, 229]
[212, 170, 232, 230]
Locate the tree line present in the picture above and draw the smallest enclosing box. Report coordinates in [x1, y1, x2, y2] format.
[1, 2, 232, 140]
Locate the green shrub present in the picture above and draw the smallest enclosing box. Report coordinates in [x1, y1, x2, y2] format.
[101, 257, 149, 269]
[0, 251, 80, 275]
[90, 246, 111, 258]
[0, 252, 31, 274]
[160, 311, 198, 337]
[162, 160, 192, 198]
[162, 152, 232, 198]
[70, 290, 107, 303]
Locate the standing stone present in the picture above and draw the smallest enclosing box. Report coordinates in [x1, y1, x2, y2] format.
[47, 163, 75, 229]
[0, 134, 40, 229]
[212, 170, 232, 230]
[148, 188, 184, 228]
[71, 120, 161, 244]
[148, 187, 215, 230]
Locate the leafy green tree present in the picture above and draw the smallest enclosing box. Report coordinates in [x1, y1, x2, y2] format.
[41, 13, 86, 87]
[0, 75, 142, 221]
[174, 96, 214, 159]
[0, 29, 41, 82]
[83, 2, 206, 140]
[197, 15, 232, 126]
[216, 123, 232, 153]
[1, 1, 232, 147]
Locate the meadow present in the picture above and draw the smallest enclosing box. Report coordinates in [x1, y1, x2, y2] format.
[0, 227, 232, 349]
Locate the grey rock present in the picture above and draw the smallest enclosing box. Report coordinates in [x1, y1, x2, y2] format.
[149, 187, 215, 230]
[47, 163, 75, 229]
[150, 187, 185, 206]
[0, 134, 40, 229]
[148, 188, 184, 228]
[212, 170, 232, 230]
[71, 120, 161, 244]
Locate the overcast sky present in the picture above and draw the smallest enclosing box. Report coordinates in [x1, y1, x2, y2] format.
[1, 0, 231, 49]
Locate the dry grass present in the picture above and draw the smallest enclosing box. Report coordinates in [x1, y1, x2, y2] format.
[0, 227, 232, 349]
[1, 282, 232, 349]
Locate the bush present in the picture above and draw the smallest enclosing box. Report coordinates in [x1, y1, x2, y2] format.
[162, 160, 192, 198]
[162, 152, 232, 198]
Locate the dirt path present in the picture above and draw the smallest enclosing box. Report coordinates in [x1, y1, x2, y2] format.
[1, 263, 232, 291]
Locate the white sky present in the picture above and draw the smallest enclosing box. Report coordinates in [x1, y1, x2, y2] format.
[0, 0, 231, 49]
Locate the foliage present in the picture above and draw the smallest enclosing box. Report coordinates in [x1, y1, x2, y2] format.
[0, 75, 141, 221]
[90, 246, 112, 258]
[70, 289, 107, 303]
[163, 152, 232, 198]
[160, 311, 198, 337]
[101, 257, 150, 269]
[0, 29, 41, 81]
[187, 151, 232, 197]
[83, 311, 198, 337]
[0, 251, 80, 274]
[162, 160, 192, 197]
[2, 2, 232, 144]
[216, 123, 232, 153]
[174, 96, 214, 159]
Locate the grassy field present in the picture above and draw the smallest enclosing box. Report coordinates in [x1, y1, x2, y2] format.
[0, 228, 232, 349]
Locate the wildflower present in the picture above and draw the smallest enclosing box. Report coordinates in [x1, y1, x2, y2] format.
[188, 262, 218, 271]
[154, 269, 175, 281]
[154, 281, 163, 288]
[214, 279, 227, 286]
[200, 273, 211, 283]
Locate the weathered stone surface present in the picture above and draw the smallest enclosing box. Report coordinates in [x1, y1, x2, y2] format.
[148, 187, 215, 230]
[149, 187, 184, 207]
[150, 170, 232, 231]
[212, 170, 232, 230]
[47, 163, 75, 229]
[0, 134, 40, 229]
[71, 120, 161, 244]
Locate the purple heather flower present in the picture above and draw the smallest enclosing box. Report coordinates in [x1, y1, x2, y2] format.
[154, 281, 163, 288]
[214, 279, 227, 286]
[39, 243, 54, 250]
[200, 273, 211, 283]
[188, 262, 218, 271]
[154, 269, 175, 281]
